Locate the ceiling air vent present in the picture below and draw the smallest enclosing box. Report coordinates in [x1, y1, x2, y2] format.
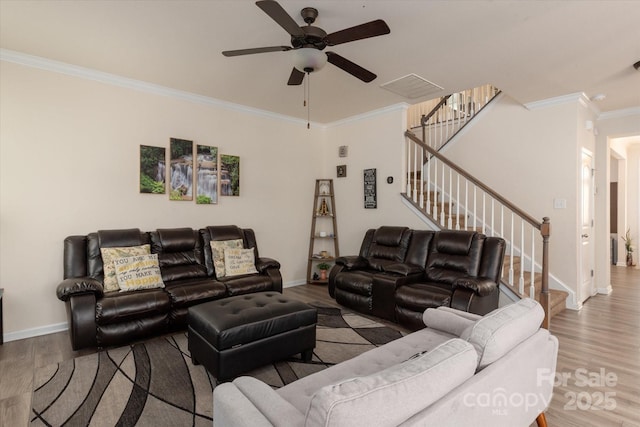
[380, 74, 444, 99]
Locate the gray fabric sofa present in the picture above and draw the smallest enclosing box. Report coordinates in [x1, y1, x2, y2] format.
[213, 298, 558, 427]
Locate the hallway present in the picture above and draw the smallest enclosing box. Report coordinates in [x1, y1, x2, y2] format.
[543, 266, 640, 426]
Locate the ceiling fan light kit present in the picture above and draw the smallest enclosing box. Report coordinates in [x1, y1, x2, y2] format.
[293, 48, 327, 73]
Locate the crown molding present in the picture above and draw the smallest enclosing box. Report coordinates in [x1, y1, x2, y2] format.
[598, 106, 640, 121]
[524, 92, 593, 111]
[0, 48, 320, 127]
[325, 103, 409, 128]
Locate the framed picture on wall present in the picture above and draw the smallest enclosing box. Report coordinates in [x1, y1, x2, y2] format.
[196, 145, 218, 204]
[220, 154, 240, 196]
[169, 138, 194, 201]
[364, 168, 377, 209]
[337, 165, 347, 178]
[139, 145, 166, 194]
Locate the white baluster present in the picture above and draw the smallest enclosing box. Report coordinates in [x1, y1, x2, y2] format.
[530, 227, 536, 298]
[440, 163, 446, 226]
[419, 146, 424, 209]
[406, 138, 412, 194]
[426, 154, 431, 215]
[456, 174, 460, 230]
[433, 160, 438, 221]
[519, 220, 525, 295]
[412, 143, 418, 202]
[482, 193, 486, 234]
[509, 212, 514, 285]
[464, 179, 469, 231]
[448, 168, 453, 229]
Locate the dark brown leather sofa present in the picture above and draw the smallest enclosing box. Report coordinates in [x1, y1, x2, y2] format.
[56, 225, 282, 350]
[328, 227, 505, 330]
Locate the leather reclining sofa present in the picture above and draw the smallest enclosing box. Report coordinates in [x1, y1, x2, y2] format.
[56, 225, 282, 350]
[329, 226, 506, 330]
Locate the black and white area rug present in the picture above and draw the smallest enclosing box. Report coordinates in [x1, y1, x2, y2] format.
[30, 304, 404, 426]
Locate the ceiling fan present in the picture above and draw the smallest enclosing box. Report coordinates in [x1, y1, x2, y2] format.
[222, 0, 390, 85]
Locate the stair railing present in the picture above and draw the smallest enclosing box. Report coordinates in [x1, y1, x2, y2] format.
[404, 130, 551, 328]
[407, 84, 501, 153]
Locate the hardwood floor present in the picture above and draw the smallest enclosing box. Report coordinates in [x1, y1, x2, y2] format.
[1, 267, 638, 426]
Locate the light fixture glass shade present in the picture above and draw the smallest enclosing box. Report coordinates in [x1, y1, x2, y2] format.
[292, 48, 327, 73]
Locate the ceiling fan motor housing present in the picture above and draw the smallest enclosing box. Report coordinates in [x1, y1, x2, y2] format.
[292, 25, 327, 50]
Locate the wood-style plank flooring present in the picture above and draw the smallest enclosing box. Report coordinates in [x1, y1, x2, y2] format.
[1, 266, 638, 426]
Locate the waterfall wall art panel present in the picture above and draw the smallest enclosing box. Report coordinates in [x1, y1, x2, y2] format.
[196, 145, 219, 204]
[169, 138, 194, 201]
[139, 145, 166, 194]
[220, 154, 240, 197]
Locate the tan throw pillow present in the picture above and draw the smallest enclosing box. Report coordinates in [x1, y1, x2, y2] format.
[114, 254, 165, 292]
[224, 248, 259, 277]
[210, 239, 243, 278]
[100, 244, 151, 292]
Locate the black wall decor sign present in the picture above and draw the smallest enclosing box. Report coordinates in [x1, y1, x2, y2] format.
[364, 168, 377, 209]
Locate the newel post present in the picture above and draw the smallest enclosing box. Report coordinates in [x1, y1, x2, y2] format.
[540, 217, 551, 329]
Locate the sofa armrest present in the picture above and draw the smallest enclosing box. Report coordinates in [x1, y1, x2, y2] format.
[453, 276, 497, 296]
[384, 262, 424, 276]
[335, 255, 368, 270]
[213, 377, 304, 427]
[422, 307, 477, 336]
[56, 277, 104, 301]
[255, 257, 281, 273]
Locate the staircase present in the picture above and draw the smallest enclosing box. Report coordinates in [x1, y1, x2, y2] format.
[403, 86, 568, 326]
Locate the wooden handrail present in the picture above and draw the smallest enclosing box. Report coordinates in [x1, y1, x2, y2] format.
[420, 95, 451, 126]
[405, 130, 542, 230]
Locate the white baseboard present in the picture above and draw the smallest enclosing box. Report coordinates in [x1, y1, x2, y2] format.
[2, 281, 310, 343]
[3, 321, 68, 343]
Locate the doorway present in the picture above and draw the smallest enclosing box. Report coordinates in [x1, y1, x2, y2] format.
[580, 149, 595, 303]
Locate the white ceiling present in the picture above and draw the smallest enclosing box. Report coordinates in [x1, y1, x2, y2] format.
[1, 0, 639, 124]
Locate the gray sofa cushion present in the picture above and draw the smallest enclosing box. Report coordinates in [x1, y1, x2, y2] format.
[461, 298, 544, 369]
[304, 338, 477, 427]
[422, 306, 477, 336]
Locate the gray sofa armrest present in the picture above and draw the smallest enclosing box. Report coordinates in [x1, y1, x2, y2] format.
[453, 276, 497, 296]
[255, 257, 281, 273]
[335, 255, 368, 270]
[213, 377, 304, 427]
[384, 262, 424, 276]
[422, 307, 477, 336]
[56, 277, 104, 301]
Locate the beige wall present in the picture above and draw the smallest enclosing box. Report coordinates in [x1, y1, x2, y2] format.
[324, 108, 430, 256]
[0, 61, 327, 336]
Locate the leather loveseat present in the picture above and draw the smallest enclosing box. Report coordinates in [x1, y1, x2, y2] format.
[56, 225, 282, 350]
[329, 227, 505, 330]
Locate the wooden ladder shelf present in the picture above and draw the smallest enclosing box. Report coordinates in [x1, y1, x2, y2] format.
[307, 179, 340, 284]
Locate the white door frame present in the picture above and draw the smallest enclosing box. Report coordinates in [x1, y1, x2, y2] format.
[580, 148, 596, 303]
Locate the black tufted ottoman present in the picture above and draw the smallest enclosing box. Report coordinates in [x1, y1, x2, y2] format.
[187, 292, 317, 381]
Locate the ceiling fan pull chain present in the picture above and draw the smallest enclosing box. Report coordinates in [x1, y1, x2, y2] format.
[306, 72, 310, 129]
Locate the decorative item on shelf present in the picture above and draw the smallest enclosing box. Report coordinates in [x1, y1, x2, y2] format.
[318, 199, 331, 216]
[317, 262, 331, 281]
[622, 228, 634, 266]
[320, 250, 329, 258]
[319, 231, 327, 237]
[319, 181, 330, 195]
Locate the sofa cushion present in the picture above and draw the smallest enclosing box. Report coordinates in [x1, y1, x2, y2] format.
[210, 239, 244, 278]
[163, 278, 226, 308]
[423, 306, 476, 336]
[218, 274, 275, 296]
[366, 227, 411, 264]
[100, 244, 151, 292]
[334, 271, 374, 296]
[425, 231, 484, 285]
[305, 338, 477, 427]
[224, 248, 259, 277]
[395, 283, 451, 311]
[150, 228, 208, 282]
[114, 254, 165, 292]
[461, 298, 544, 369]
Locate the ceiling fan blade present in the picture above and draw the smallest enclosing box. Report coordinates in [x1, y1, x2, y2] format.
[326, 52, 376, 83]
[325, 19, 390, 46]
[256, 0, 305, 38]
[287, 68, 306, 85]
[222, 46, 291, 57]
